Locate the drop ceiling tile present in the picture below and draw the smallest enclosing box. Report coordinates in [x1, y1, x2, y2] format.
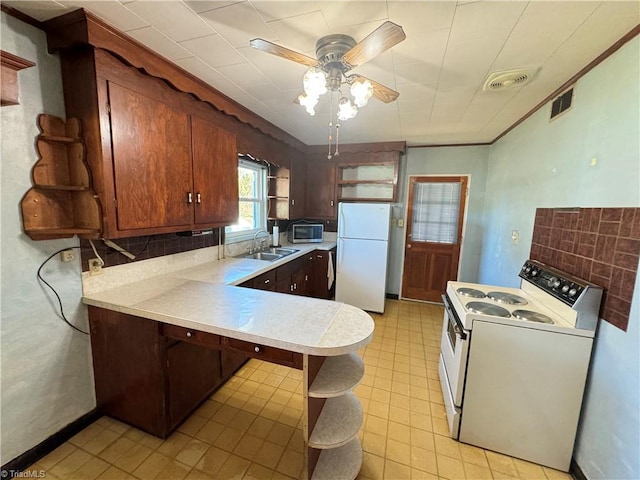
[245, 83, 289, 102]
[59, 0, 148, 31]
[317, 1, 388, 31]
[174, 56, 225, 85]
[339, 20, 395, 46]
[239, 45, 309, 91]
[2, 0, 69, 21]
[250, 1, 321, 22]
[125, 0, 213, 42]
[395, 62, 442, 86]
[490, 1, 601, 72]
[400, 111, 430, 137]
[388, 1, 455, 35]
[216, 62, 271, 88]
[350, 52, 396, 91]
[267, 10, 331, 52]
[396, 83, 437, 113]
[126, 26, 193, 61]
[447, 1, 527, 45]
[392, 28, 449, 67]
[180, 34, 246, 68]
[184, 0, 244, 15]
[198, 2, 277, 48]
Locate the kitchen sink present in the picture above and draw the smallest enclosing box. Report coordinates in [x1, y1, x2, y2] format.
[237, 247, 299, 262]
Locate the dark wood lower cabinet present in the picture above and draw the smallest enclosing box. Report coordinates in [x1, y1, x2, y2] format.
[88, 306, 246, 438]
[167, 341, 220, 428]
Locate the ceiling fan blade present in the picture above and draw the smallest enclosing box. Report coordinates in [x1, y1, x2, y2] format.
[250, 38, 318, 67]
[342, 21, 406, 68]
[348, 75, 399, 103]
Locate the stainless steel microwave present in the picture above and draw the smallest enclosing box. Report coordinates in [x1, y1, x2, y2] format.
[288, 224, 323, 243]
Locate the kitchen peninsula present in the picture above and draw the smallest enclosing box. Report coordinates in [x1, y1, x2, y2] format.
[82, 242, 374, 480]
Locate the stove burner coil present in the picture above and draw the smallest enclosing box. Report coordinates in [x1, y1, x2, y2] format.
[456, 288, 486, 298]
[466, 301, 511, 318]
[486, 291, 528, 305]
[512, 309, 554, 324]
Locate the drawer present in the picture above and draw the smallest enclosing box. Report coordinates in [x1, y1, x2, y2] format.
[161, 324, 220, 349]
[222, 337, 302, 369]
[252, 270, 276, 290]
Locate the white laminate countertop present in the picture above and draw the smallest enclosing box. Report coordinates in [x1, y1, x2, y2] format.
[82, 241, 375, 356]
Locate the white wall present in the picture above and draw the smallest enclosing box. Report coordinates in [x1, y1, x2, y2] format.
[480, 37, 640, 479]
[387, 146, 490, 295]
[1, 13, 96, 465]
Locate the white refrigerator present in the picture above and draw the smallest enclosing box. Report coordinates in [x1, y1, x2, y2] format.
[336, 203, 391, 313]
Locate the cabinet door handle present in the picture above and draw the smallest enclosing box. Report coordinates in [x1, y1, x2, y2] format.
[196, 192, 201, 204]
[254, 346, 261, 353]
[291, 199, 295, 206]
[330, 200, 334, 207]
[187, 192, 193, 204]
[186, 331, 192, 338]
[290, 285, 294, 292]
[264, 279, 270, 284]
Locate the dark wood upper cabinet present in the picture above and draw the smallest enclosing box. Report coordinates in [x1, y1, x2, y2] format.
[305, 161, 337, 219]
[109, 82, 193, 231]
[191, 115, 238, 226]
[290, 157, 307, 219]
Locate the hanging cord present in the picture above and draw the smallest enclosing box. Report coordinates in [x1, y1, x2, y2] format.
[334, 122, 340, 157]
[88, 239, 105, 266]
[327, 90, 334, 159]
[36, 247, 89, 335]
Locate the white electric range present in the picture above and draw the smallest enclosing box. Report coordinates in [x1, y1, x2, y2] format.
[439, 260, 603, 471]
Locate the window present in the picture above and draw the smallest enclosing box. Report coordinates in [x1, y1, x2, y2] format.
[225, 159, 267, 243]
[411, 181, 463, 244]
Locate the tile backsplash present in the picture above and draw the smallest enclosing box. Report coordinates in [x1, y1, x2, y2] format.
[80, 230, 220, 271]
[530, 207, 640, 331]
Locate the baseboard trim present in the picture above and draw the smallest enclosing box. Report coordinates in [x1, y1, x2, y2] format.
[570, 458, 588, 480]
[386, 293, 399, 300]
[1, 409, 99, 474]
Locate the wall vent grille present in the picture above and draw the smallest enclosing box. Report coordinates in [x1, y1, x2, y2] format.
[550, 88, 574, 120]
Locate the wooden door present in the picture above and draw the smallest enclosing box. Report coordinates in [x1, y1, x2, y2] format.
[108, 82, 193, 231]
[401, 176, 468, 302]
[305, 161, 336, 218]
[191, 116, 238, 226]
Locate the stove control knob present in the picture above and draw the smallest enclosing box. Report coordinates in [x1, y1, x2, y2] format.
[531, 268, 539, 277]
[549, 277, 561, 288]
[561, 284, 570, 293]
[524, 265, 532, 274]
[569, 288, 578, 297]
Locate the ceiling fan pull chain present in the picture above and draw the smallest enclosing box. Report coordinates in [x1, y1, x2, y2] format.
[327, 121, 333, 159]
[334, 123, 340, 156]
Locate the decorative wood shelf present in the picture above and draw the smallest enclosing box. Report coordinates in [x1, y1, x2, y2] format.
[21, 114, 102, 241]
[336, 161, 399, 202]
[1, 50, 35, 106]
[308, 393, 363, 449]
[310, 437, 363, 480]
[309, 353, 364, 398]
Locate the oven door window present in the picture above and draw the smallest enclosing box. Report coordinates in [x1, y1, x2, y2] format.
[447, 317, 458, 352]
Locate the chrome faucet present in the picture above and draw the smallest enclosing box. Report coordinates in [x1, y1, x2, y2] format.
[252, 229, 270, 253]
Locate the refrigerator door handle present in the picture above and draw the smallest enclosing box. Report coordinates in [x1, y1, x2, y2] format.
[337, 238, 344, 271]
[339, 205, 346, 233]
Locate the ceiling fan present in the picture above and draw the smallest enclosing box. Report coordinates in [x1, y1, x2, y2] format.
[250, 21, 406, 118]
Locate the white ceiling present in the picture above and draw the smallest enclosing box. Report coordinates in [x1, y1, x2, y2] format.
[4, 1, 639, 146]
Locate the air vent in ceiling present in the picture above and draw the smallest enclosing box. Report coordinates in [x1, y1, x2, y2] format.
[550, 87, 574, 120]
[482, 67, 539, 92]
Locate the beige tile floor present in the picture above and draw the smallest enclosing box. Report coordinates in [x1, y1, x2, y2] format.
[26, 300, 573, 480]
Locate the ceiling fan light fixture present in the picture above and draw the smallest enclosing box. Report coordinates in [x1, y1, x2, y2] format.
[350, 79, 374, 108]
[303, 67, 328, 98]
[337, 97, 358, 121]
[298, 93, 318, 116]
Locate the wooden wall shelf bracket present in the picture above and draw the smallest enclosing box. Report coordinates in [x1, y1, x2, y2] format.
[1, 50, 35, 106]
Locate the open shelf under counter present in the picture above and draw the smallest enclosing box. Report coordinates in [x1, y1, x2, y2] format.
[310, 437, 363, 480]
[308, 392, 363, 449]
[309, 352, 364, 398]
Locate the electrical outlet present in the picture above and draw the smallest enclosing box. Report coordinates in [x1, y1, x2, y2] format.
[88, 258, 103, 276]
[60, 249, 75, 262]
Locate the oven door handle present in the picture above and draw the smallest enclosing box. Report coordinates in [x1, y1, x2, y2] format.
[442, 294, 467, 340]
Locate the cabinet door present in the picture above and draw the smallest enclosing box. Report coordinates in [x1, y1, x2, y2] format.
[108, 82, 193, 231]
[167, 341, 221, 428]
[305, 162, 336, 218]
[290, 157, 306, 218]
[191, 116, 239, 226]
[292, 269, 306, 296]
